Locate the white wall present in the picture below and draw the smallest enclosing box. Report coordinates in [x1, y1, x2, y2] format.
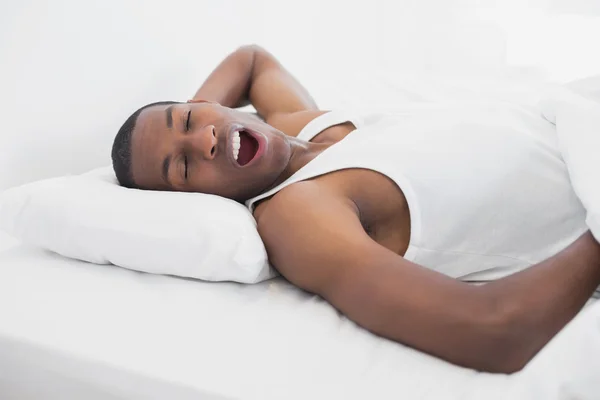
[1, 0, 599, 191]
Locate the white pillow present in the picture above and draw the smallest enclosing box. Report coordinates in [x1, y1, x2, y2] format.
[0, 167, 277, 283]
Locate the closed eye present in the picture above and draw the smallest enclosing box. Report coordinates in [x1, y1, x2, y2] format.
[184, 155, 188, 180]
[185, 110, 191, 131]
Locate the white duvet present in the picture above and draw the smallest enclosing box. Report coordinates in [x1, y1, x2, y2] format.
[538, 84, 600, 243]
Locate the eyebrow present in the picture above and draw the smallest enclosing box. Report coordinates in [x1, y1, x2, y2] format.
[165, 105, 174, 129]
[162, 155, 172, 186]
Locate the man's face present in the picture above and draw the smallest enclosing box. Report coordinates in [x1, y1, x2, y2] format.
[130, 102, 292, 201]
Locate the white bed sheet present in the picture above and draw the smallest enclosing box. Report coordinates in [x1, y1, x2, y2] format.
[2, 245, 600, 400]
[0, 244, 512, 400]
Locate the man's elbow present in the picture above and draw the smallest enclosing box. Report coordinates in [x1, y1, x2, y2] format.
[477, 344, 532, 374]
[477, 301, 541, 374]
[237, 44, 268, 58]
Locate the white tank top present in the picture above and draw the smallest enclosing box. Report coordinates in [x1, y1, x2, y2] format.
[246, 105, 588, 281]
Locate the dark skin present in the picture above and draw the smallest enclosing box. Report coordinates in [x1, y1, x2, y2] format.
[129, 45, 600, 373]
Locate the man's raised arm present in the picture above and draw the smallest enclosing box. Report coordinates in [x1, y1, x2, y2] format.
[192, 45, 318, 120]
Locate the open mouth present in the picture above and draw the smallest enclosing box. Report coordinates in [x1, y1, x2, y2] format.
[233, 129, 259, 166]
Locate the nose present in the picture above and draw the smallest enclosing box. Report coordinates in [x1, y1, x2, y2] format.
[186, 124, 217, 160]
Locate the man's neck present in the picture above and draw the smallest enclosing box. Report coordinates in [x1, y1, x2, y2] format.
[266, 137, 331, 192]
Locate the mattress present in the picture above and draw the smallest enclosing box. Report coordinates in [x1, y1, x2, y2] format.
[0, 243, 510, 400]
[2, 244, 600, 400]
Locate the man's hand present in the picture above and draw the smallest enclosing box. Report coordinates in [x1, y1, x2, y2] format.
[192, 45, 318, 121]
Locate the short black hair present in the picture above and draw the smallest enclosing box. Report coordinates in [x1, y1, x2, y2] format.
[112, 101, 179, 188]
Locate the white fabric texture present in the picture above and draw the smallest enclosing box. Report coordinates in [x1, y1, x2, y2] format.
[508, 296, 600, 400]
[1, 244, 599, 400]
[0, 167, 275, 283]
[247, 104, 588, 282]
[537, 85, 600, 242]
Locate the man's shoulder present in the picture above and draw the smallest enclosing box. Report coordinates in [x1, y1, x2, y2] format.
[254, 180, 358, 231]
[252, 179, 366, 291]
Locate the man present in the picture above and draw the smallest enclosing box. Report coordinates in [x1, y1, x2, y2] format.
[112, 45, 600, 373]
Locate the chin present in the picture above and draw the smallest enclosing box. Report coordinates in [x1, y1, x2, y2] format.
[231, 185, 267, 204]
[270, 131, 292, 161]
[234, 163, 287, 203]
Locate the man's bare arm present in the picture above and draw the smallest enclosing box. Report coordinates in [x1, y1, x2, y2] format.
[192, 45, 318, 120]
[257, 183, 600, 373]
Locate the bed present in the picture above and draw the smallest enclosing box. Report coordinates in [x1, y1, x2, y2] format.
[3, 64, 600, 400]
[0, 241, 499, 400]
[3, 2, 600, 397]
[3, 65, 600, 400]
[2, 238, 600, 400]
